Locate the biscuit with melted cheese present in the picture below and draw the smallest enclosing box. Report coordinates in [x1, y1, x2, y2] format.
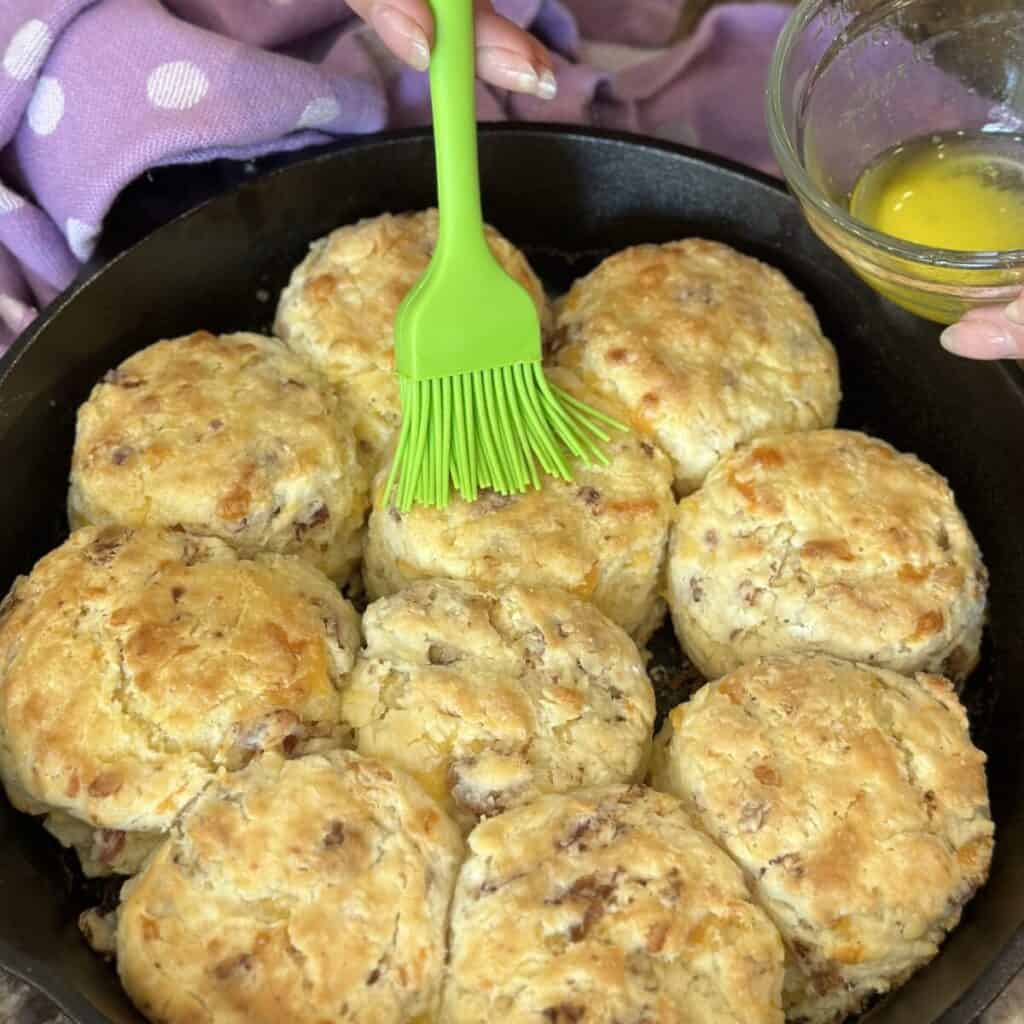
[650, 655, 994, 1024]
[343, 580, 656, 830]
[274, 209, 551, 472]
[0, 526, 360, 875]
[363, 371, 675, 642]
[440, 785, 785, 1024]
[117, 750, 462, 1024]
[666, 430, 987, 680]
[552, 239, 840, 493]
[69, 331, 368, 586]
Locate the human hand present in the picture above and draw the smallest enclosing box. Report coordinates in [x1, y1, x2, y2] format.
[347, 0, 557, 99]
[940, 296, 1024, 359]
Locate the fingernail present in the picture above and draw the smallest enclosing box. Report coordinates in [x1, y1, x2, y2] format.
[477, 47, 557, 99]
[940, 323, 1019, 358]
[1007, 298, 1024, 324]
[536, 69, 558, 101]
[938, 326, 966, 354]
[371, 3, 430, 71]
[477, 47, 537, 94]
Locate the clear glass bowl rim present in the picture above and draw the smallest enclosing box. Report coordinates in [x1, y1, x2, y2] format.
[765, 0, 1024, 271]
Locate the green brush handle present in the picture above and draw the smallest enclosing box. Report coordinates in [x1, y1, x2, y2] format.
[385, 0, 625, 512]
[428, 0, 493, 267]
[393, 0, 542, 383]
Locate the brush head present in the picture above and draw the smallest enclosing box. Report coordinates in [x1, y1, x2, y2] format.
[386, 239, 625, 513]
[384, 361, 624, 512]
[394, 236, 543, 380]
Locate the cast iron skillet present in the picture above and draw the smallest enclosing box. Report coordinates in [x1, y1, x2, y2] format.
[0, 126, 1023, 1024]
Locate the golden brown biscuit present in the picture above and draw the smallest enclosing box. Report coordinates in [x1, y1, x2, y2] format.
[552, 239, 841, 493]
[274, 209, 551, 472]
[667, 430, 987, 681]
[650, 655, 994, 1024]
[342, 580, 656, 830]
[69, 331, 368, 586]
[363, 372, 675, 641]
[116, 750, 463, 1024]
[0, 526, 360, 875]
[440, 785, 785, 1024]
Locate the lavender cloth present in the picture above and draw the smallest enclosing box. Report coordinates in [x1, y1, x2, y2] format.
[0, 0, 792, 350]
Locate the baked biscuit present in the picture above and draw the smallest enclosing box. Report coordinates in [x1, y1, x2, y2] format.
[69, 330, 368, 586]
[667, 430, 987, 681]
[0, 526, 360, 876]
[440, 785, 785, 1024]
[274, 209, 551, 471]
[116, 750, 463, 1024]
[552, 239, 841, 493]
[342, 580, 656, 830]
[650, 655, 994, 1024]
[363, 372, 675, 641]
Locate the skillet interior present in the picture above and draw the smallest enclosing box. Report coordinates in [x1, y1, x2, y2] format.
[0, 126, 1022, 1024]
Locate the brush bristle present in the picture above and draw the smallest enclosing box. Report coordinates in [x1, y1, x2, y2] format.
[383, 361, 624, 512]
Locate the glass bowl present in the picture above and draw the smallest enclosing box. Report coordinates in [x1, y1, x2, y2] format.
[767, 0, 1024, 324]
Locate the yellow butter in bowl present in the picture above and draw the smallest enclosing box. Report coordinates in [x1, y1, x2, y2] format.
[850, 130, 1024, 253]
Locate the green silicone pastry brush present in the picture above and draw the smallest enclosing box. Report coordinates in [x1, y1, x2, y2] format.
[383, 0, 624, 513]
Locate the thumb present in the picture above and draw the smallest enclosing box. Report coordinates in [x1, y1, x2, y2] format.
[940, 300, 1024, 360]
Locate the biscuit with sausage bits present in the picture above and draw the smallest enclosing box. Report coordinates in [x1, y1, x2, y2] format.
[274, 209, 551, 472]
[116, 750, 463, 1024]
[552, 239, 840, 493]
[0, 526, 360, 875]
[440, 785, 785, 1024]
[363, 371, 675, 642]
[650, 655, 994, 1024]
[69, 331, 368, 586]
[342, 580, 656, 830]
[666, 430, 987, 681]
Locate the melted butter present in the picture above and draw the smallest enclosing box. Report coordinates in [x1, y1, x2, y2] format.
[849, 130, 1024, 252]
[411, 765, 451, 805]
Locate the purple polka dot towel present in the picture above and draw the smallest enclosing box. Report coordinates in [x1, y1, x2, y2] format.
[0, 0, 791, 351]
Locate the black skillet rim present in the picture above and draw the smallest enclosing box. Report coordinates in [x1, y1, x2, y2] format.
[0, 123, 1022, 1024]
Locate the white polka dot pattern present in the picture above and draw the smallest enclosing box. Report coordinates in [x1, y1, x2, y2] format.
[66, 218, 99, 261]
[27, 76, 64, 136]
[3, 20, 51, 82]
[297, 96, 340, 129]
[146, 61, 209, 110]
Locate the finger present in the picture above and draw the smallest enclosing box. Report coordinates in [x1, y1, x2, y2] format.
[1007, 294, 1024, 325]
[347, 0, 432, 71]
[348, 0, 557, 98]
[940, 307, 1024, 359]
[473, 5, 557, 98]
[472, 1, 554, 71]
